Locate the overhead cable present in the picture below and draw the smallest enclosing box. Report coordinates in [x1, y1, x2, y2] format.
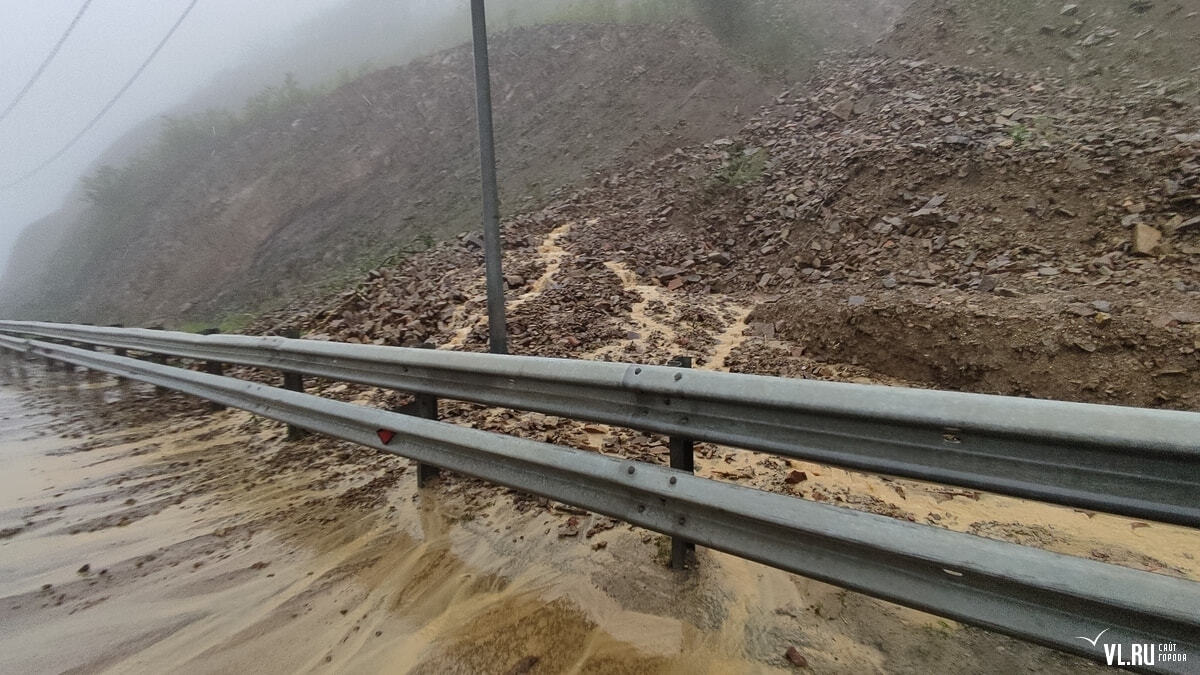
[1, 0, 200, 191]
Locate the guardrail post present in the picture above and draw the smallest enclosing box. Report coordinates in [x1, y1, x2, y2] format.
[398, 343, 441, 487]
[200, 328, 225, 412]
[77, 340, 101, 381]
[8, 352, 26, 381]
[147, 327, 168, 392]
[667, 355, 696, 570]
[49, 339, 71, 372]
[280, 329, 307, 440]
[109, 324, 127, 357]
[106, 324, 131, 386]
[42, 343, 59, 371]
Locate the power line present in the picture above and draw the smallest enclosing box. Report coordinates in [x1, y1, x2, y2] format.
[1, 0, 200, 191]
[0, 0, 95, 125]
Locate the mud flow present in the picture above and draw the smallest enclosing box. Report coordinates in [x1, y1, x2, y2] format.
[4, 355, 1195, 674]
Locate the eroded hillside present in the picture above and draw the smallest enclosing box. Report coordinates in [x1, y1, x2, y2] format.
[884, 0, 1200, 101]
[1, 22, 781, 323]
[245, 25, 1200, 412]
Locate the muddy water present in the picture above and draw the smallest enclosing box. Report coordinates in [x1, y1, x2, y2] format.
[0, 361, 1117, 674]
[0, 370, 829, 674]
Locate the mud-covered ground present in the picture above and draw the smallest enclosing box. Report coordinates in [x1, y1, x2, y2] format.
[2, 348, 1196, 673]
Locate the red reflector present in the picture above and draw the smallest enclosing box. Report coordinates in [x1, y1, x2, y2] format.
[376, 429, 396, 445]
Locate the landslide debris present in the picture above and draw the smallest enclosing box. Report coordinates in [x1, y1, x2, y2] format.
[254, 53, 1199, 410]
[884, 0, 1200, 103]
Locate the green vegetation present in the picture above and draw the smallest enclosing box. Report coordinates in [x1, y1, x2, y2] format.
[56, 73, 340, 325]
[167, 231, 435, 334]
[713, 144, 768, 187]
[82, 73, 326, 223]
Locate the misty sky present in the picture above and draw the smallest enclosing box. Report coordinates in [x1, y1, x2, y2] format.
[0, 0, 361, 268]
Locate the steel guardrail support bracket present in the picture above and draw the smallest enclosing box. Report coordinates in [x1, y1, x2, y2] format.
[281, 329, 308, 440]
[109, 324, 128, 358]
[667, 355, 697, 570]
[146, 326, 169, 392]
[200, 328, 225, 412]
[395, 342, 441, 487]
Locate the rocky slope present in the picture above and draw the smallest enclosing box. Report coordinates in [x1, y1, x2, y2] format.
[884, 0, 1200, 102]
[251, 51, 1200, 411]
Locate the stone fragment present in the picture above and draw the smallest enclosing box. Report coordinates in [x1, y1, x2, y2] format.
[785, 470, 808, 484]
[1170, 311, 1200, 324]
[785, 647, 808, 668]
[1133, 224, 1162, 255]
[830, 98, 855, 120]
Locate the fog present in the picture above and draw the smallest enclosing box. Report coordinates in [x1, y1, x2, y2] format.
[0, 0, 463, 270]
[0, 0, 905, 280]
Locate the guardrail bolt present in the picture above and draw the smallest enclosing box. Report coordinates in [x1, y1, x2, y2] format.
[667, 355, 696, 571]
[280, 329, 308, 440]
[396, 342, 441, 487]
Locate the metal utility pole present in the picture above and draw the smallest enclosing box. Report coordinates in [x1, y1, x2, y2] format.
[470, 0, 508, 355]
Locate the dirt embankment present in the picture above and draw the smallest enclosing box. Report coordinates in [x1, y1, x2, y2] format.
[250, 49, 1199, 411]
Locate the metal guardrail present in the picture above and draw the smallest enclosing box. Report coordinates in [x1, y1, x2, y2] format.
[1, 320, 1197, 527]
[1, 333, 1198, 673]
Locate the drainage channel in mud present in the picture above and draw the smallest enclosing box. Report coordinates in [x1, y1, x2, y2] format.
[441, 221, 575, 352]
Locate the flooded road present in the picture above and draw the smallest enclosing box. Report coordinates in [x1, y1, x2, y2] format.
[0, 366, 804, 673]
[0, 359, 1145, 673]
